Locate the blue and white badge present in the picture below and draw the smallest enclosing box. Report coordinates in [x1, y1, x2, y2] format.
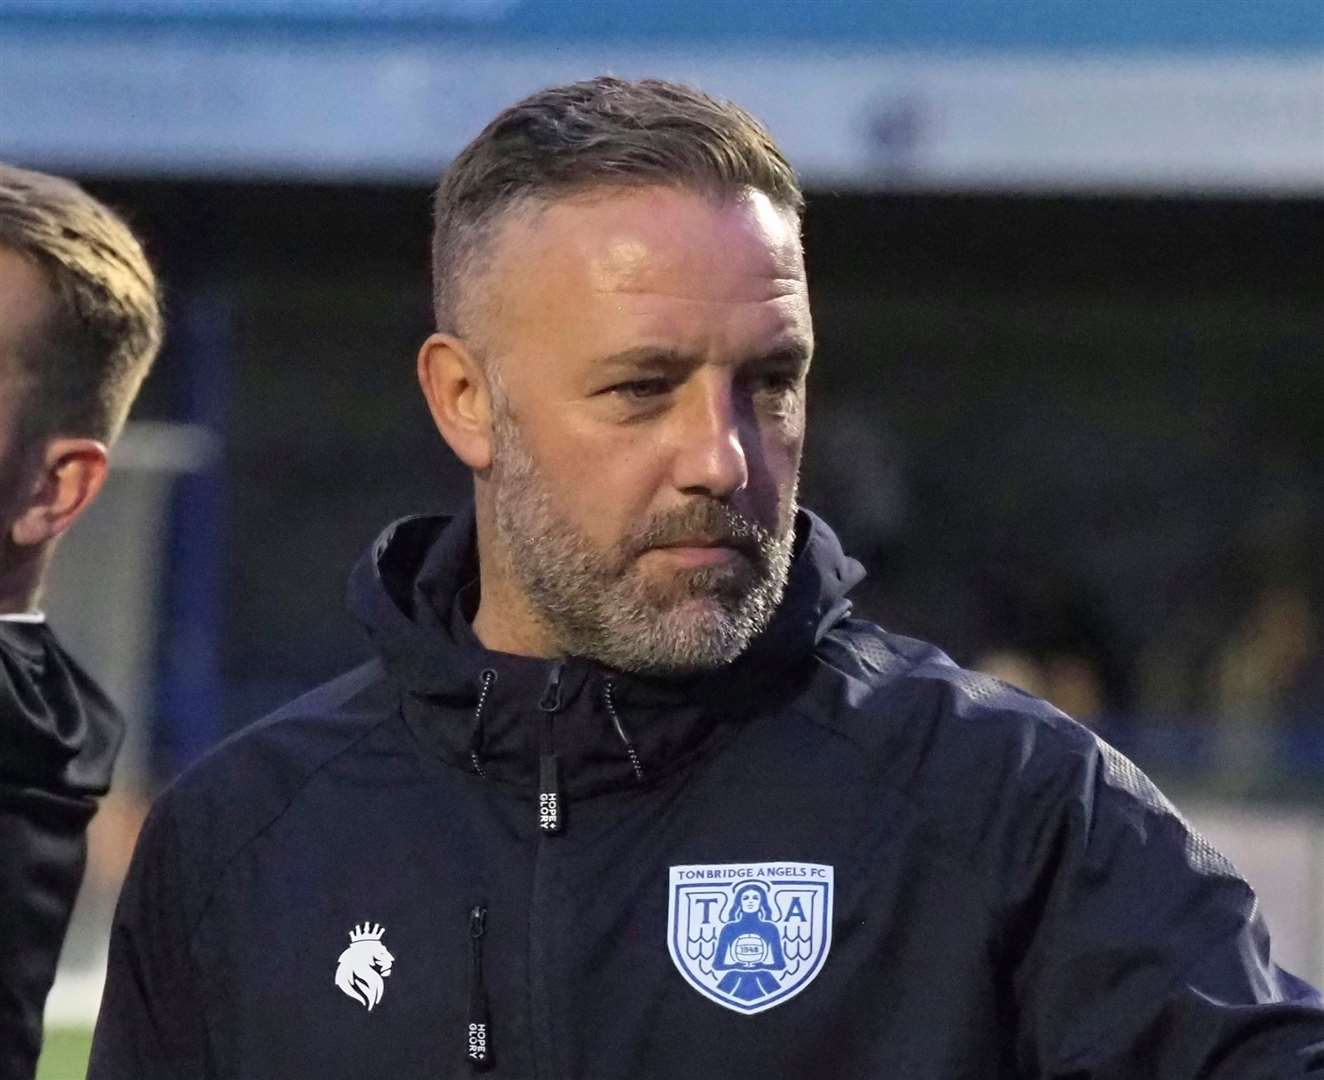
[667, 861, 834, 1015]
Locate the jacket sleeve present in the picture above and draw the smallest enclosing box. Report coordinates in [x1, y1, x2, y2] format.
[1, 623, 121, 1079]
[1010, 736, 1324, 1078]
[0, 784, 93, 1080]
[88, 797, 210, 1079]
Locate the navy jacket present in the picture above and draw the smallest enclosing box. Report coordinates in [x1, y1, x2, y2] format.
[90, 509, 1324, 1078]
[2, 620, 123, 1079]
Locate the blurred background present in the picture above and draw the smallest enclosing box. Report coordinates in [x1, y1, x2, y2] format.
[2, 1, 1321, 1072]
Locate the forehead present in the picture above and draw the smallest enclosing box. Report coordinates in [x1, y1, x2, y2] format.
[479, 185, 810, 360]
[553, 185, 802, 287]
[0, 243, 52, 376]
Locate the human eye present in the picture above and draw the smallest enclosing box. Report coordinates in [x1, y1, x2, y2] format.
[756, 369, 801, 394]
[608, 377, 675, 402]
[748, 366, 804, 408]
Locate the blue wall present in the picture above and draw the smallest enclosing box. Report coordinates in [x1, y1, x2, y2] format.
[1, 0, 1321, 51]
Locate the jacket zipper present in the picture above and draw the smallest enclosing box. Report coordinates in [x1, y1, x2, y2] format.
[537, 662, 564, 834]
[529, 661, 565, 1080]
[466, 904, 492, 1071]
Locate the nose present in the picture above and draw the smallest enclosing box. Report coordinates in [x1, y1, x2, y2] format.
[671, 377, 750, 499]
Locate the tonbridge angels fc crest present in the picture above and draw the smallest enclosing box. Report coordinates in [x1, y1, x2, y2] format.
[668, 862, 834, 1015]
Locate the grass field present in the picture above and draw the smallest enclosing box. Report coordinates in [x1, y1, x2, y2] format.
[37, 1029, 92, 1080]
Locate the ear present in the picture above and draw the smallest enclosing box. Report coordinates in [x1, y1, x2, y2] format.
[417, 332, 494, 472]
[9, 438, 109, 547]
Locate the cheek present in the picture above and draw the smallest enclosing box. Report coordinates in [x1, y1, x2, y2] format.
[0, 434, 35, 525]
[758, 414, 805, 483]
[538, 433, 664, 535]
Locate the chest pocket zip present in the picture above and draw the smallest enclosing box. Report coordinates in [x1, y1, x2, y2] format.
[466, 904, 492, 1071]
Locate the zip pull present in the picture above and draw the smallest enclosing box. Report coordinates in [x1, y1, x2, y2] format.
[538, 750, 562, 834]
[538, 663, 564, 834]
[466, 904, 492, 1071]
[538, 661, 564, 712]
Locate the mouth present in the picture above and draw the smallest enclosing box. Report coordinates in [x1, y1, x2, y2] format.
[655, 536, 728, 548]
[646, 540, 748, 568]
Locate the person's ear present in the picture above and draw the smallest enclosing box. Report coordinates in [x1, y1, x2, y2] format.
[9, 437, 109, 547]
[417, 333, 494, 472]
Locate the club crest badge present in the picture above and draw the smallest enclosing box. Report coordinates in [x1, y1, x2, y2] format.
[668, 862, 833, 1015]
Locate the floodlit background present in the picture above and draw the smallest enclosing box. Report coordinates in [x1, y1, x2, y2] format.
[2, 1, 1321, 1074]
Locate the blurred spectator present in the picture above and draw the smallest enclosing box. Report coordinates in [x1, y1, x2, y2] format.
[967, 572, 1126, 727]
[1210, 581, 1324, 794]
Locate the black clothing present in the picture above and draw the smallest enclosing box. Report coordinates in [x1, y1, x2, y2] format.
[90, 509, 1324, 1078]
[1, 621, 123, 1079]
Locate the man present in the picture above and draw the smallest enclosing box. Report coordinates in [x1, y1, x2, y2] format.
[0, 164, 162, 1078]
[91, 78, 1324, 1078]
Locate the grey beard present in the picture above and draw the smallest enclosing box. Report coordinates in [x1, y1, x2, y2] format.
[489, 410, 795, 676]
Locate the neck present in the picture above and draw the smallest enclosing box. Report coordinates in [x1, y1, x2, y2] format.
[0, 554, 41, 615]
[471, 583, 558, 659]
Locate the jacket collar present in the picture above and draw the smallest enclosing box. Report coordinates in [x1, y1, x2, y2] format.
[348, 504, 863, 797]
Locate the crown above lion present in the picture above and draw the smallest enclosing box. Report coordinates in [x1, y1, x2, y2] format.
[349, 922, 386, 943]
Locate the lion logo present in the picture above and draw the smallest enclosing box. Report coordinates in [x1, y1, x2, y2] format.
[335, 922, 394, 1011]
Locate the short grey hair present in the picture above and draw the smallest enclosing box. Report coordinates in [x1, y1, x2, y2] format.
[430, 76, 803, 340]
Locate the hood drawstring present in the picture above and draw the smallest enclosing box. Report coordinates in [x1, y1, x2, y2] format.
[469, 669, 497, 779]
[466, 904, 492, 1070]
[603, 680, 646, 783]
[470, 668, 646, 817]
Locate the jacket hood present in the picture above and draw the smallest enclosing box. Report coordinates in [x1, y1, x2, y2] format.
[0, 621, 123, 796]
[347, 503, 864, 703]
[347, 504, 864, 800]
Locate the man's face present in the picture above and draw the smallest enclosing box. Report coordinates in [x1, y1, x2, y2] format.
[0, 246, 49, 544]
[479, 185, 813, 675]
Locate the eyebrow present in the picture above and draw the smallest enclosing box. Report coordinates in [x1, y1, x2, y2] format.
[593, 340, 813, 375]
